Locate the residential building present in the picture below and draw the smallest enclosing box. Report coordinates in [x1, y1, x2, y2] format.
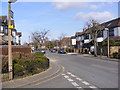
[75, 17, 120, 53]
[61, 37, 71, 49]
[0, 16, 22, 45]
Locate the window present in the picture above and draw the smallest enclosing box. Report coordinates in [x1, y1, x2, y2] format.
[0, 26, 4, 33]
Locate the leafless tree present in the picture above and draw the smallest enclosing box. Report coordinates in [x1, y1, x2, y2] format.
[85, 19, 105, 57]
[57, 33, 67, 48]
[31, 29, 50, 49]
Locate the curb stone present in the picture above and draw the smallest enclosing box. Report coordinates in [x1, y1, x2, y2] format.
[2, 61, 63, 88]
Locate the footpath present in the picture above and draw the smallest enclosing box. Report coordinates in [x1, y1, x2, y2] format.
[2, 61, 63, 88]
[67, 53, 119, 62]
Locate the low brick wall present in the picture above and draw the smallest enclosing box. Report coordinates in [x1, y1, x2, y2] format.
[97, 46, 120, 56]
[0, 45, 31, 55]
[110, 46, 120, 55]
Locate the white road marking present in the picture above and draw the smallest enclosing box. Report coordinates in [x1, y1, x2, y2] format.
[89, 86, 97, 88]
[61, 74, 66, 76]
[76, 78, 82, 81]
[64, 75, 69, 79]
[71, 82, 79, 87]
[67, 72, 72, 75]
[77, 87, 82, 89]
[67, 78, 74, 82]
[82, 81, 90, 85]
[71, 74, 76, 77]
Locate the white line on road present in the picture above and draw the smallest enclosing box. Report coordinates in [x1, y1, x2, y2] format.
[67, 78, 74, 82]
[61, 74, 66, 76]
[64, 75, 69, 79]
[89, 86, 97, 88]
[76, 78, 82, 81]
[67, 72, 72, 75]
[71, 82, 79, 87]
[71, 74, 76, 77]
[76, 87, 82, 89]
[82, 81, 90, 85]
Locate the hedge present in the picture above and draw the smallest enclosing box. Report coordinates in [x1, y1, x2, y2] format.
[2, 52, 49, 79]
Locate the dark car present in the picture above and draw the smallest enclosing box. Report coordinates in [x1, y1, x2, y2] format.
[50, 49, 56, 53]
[58, 49, 66, 54]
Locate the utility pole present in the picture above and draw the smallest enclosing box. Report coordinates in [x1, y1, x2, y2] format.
[8, 0, 17, 80]
[107, 29, 110, 58]
[8, 1, 12, 80]
[105, 28, 109, 58]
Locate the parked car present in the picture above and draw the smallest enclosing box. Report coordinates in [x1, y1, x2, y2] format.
[50, 49, 56, 53]
[40, 49, 46, 54]
[90, 46, 94, 55]
[58, 49, 66, 54]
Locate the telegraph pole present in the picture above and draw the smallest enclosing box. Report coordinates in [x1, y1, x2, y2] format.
[8, 1, 13, 80]
[8, 0, 17, 80]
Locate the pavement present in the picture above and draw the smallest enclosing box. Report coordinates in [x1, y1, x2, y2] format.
[67, 53, 119, 62]
[2, 60, 63, 88]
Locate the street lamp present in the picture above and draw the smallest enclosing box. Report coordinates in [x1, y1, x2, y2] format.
[8, 0, 17, 80]
[105, 28, 109, 58]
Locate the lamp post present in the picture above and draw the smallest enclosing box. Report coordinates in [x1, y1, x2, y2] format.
[8, 0, 17, 80]
[105, 28, 109, 58]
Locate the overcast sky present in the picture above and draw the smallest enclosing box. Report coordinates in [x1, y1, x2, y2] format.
[1, 1, 118, 44]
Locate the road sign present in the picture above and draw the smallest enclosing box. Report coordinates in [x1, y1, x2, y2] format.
[8, 25, 14, 29]
[10, 10, 14, 19]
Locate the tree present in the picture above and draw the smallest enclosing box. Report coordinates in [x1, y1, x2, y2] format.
[58, 33, 67, 49]
[31, 29, 50, 50]
[85, 19, 105, 57]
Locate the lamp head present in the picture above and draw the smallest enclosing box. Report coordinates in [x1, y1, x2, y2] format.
[8, 0, 17, 3]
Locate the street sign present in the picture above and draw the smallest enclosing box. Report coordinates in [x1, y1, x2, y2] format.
[8, 25, 14, 29]
[10, 10, 14, 19]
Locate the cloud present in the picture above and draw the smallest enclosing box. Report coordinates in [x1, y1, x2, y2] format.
[75, 11, 114, 22]
[53, 2, 87, 10]
[89, 4, 104, 10]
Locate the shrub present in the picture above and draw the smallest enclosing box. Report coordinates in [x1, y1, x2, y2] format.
[35, 52, 44, 56]
[112, 52, 120, 59]
[14, 64, 24, 77]
[2, 56, 8, 73]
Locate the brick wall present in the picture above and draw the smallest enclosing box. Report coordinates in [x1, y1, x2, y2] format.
[0, 45, 31, 55]
[97, 46, 120, 56]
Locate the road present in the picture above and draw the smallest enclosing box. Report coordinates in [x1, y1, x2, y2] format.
[24, 52, 118, 89]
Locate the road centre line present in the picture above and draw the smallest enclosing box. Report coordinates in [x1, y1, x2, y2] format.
[71, 74, 76, 77]
[64, 75, 69, 79]
[61, 74, 66, 76]
[71, 82, 79, 87]
[67, 72, 72, 75]
[89, 86, 97, 88]
[67, 78, 74, 82]
[76, 87, 82, 89]
[82, 81, 90, 85]
[76, 78, 82, 81]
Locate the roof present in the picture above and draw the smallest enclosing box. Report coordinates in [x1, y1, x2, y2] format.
[17, 32, 22, 37]
[102, 17, 120, 28]
[61, 37, 70, 41]
[71, 36, 76, 39]
[75, 32, 83, 36]
[0, 16, 7, 26]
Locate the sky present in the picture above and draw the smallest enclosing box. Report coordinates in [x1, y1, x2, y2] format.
[1, 1, 119, 44]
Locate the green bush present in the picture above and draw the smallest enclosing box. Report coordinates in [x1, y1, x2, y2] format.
[3, 52, 49, 79]
[14, 64, 24, 76]
[112, 52, 120, 59]
[2, 56, 8, 73]
[35, 52, 44, 56]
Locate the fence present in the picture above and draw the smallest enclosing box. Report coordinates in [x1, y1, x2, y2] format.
[0, 45, 31, 55]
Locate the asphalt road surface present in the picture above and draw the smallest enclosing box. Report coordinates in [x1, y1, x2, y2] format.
[24, 52, 118, 89]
